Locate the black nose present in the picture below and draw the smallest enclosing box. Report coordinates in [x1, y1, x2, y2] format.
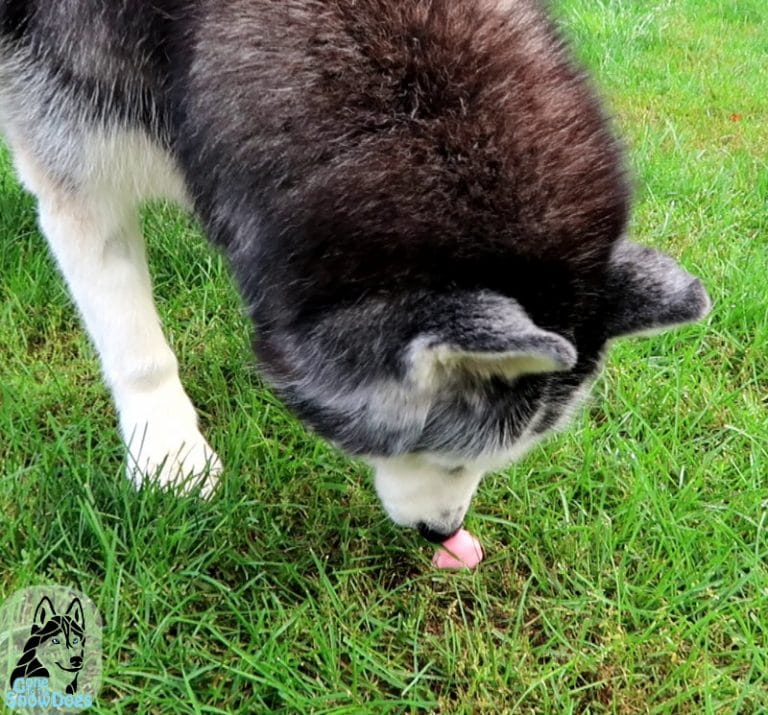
[70, 656, 83, 668]
[417, 522, 461, 544]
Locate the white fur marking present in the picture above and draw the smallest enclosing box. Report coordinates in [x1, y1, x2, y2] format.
[10, 132, 220, 495]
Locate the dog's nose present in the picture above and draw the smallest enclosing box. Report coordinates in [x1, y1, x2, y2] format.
[417, 522, 462, 544]
[70, 656, 83, 668]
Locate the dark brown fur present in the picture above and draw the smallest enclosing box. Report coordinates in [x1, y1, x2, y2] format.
[180, 1, 629, 320]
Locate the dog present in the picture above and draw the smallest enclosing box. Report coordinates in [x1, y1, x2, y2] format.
[9, 596, 85, 696]
[0, 0, 710, 544]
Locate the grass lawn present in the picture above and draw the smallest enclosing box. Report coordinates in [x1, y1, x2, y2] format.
[1, 0, 767, 712]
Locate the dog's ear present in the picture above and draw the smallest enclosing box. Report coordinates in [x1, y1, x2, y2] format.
[66, 598, 85, 629]
[604, 241, 711, 339]
[407, 292, 577, 388]
[33, 597, 56, 629]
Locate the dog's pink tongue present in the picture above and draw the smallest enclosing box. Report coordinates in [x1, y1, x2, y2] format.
[432, 528, 484, 569]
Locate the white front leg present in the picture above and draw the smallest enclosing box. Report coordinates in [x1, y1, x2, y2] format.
[12, 141, 221, 495]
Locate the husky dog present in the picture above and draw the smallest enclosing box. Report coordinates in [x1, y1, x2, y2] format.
[0, 1, 709, 543]
[10, 596, 86, 695]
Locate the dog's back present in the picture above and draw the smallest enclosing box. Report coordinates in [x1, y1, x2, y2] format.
[1, 0, 627, 244]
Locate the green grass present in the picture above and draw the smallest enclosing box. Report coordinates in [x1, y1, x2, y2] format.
[1, 1, 766, 712]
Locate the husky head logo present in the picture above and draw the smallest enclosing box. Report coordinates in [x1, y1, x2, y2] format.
[9, 596, 86, 695]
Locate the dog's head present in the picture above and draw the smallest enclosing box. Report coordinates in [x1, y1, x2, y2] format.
[256, 241, 710, 539]
[209, 0, 710, 539]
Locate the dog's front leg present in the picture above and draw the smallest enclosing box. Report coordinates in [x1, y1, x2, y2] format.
[10, 140, 221, 496]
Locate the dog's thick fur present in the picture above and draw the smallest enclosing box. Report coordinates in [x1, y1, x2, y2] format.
[0, 1, 710, 541]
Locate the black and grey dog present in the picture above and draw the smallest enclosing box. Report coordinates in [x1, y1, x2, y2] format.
[0, 1, 709, 543]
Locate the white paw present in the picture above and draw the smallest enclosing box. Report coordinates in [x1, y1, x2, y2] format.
[123, 420, 222, 498]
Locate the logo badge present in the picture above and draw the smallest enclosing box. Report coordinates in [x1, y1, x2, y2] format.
[0, 586, 102, 712]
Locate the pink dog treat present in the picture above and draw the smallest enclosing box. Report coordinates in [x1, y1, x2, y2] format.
[432, 528, 484, 569]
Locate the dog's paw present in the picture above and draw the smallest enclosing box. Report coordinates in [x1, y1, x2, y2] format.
[124, 422, 222, 498]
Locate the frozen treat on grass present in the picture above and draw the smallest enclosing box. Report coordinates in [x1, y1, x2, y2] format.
[432, 528, 484, 569]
